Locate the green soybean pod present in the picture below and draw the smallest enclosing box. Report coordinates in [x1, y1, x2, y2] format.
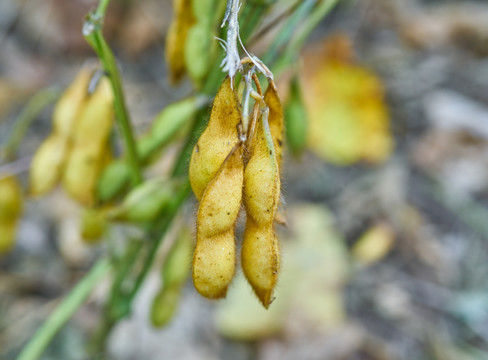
[150, 286, 181, 328]
[109, 179, 176, 223]
[96, 160, 132, 203]
[163, 227, 193, 287]
[284, 77, 308, 157]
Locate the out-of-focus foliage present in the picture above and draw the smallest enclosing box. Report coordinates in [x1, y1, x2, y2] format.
[284, 76, 308, 157]
[352, 222, 395, 266]
[3, 1, 488, 359]
[301, 34, 393, 165]
[151, 226, 193, 327]
[0, 176, 23, 255]
[217, 204, 349, 339]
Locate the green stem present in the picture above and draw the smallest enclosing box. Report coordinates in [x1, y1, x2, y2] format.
[247, 1, 301, 45]
[84, 2, 142, 185]
[285, 0, 341, 59]
[240, 3, 268, 44]
[263, 0, 316, 65]
[127, 183, 191, 304]
[202, 57, 226, 95]
[108, 239, 143, 318]
[273, 0, 341, 76]
[87, 315, 116, 360]
[88, 239, 143, 356]
[16, 258, 111, 360]
[95, 0, 111, 17]
[2, 88, 59, 161]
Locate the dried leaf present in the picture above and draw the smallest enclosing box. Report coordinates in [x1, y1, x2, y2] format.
[301, 34, 393, 165]
[352, 222, 395, 266]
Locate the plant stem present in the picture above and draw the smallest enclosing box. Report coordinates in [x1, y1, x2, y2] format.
[285, 0, 341, 59]
[84, 2, 142, 185]
[90, 119, 200, 353]
[95, 0, 111, 18]
[247, 1, 301, 45]
[2, 88, 59, 161]
[273, 0, 342, 76]
[127, 183, 191, 303]
[16, 258, 111, 360]
[108, 239, 143, 319]
[263, 0, 316, 65]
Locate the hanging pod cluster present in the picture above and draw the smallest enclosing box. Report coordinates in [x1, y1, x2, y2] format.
[30, 67, 114, 206]
[189, 76, 284, 308]
[0, 175, 23, 255]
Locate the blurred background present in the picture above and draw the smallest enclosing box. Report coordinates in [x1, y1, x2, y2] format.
[2, 0, 488, 359]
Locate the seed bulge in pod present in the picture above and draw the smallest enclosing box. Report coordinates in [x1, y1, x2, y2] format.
[243, 112, 280, 226]
[71, 77, 114, 145]
[242, 113, 281, 308]
[193, 231, 236, 299]
[241, 219, 280, 308]
[63, 142, 105, 206]
[64, 76, 114, 206]
[196, 145, 243, 238]
[192, 145, 243, 299]
[53, 66, 94, 138]
[189, 77, 241, 200]
[29, 135, 69, 196]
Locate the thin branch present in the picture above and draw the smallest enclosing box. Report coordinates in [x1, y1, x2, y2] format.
[83, 1, 142, 185]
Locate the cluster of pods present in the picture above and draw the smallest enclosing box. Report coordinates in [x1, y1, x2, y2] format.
[30, 67, 114, 206]
[189, 75, 284, 308]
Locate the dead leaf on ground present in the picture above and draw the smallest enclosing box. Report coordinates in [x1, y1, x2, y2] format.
[300, 34, 393, 165]
[352, 222, 395, 267]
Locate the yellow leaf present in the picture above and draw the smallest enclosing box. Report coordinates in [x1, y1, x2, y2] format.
[352, 222, 395, 266]
[301, 34, 393, 165]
